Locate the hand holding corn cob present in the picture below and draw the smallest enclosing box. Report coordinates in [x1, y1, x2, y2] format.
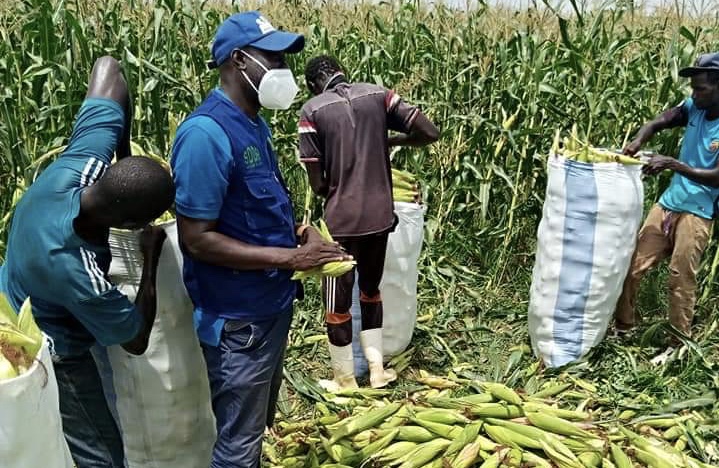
[291, 220, 356, 281]
[551, 125, 645, 165]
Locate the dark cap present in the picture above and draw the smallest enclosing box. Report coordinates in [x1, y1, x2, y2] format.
[679, 52, 719, 77]
[207, 11, 304, 70]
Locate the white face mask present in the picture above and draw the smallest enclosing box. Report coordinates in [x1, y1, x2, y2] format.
[240, 50, 299, 110]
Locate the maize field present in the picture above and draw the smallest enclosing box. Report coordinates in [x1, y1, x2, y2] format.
[0, 0, 718, 466]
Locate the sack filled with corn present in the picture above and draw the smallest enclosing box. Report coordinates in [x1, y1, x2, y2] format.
[0, 295, 75, 467]
[530, 127, 645, 367]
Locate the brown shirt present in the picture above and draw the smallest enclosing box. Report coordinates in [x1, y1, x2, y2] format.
[299, 82, 419, 237]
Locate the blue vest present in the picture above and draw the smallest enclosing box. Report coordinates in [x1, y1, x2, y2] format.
[182, 92, 297, 319]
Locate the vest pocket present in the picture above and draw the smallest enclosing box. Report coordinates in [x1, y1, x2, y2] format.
[243, 176, 292, 231]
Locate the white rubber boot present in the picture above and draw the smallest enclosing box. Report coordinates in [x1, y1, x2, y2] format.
[360, 329, 397, 388]
[318, 343, 358, 392]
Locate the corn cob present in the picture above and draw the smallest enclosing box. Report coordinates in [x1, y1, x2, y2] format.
[561, 437, 605, 454]
[424, 395, 492, 410]
[415, 407, 471, 425]
[328, 402, 402, 443]
[416, 371, 460, 389]
[373, 441, 419, 464]
[16, 298, 42, 357]
[525, 412, 598, 439]
[633, 447, 675, 468]
[450, 439, 482, 468]
[0, 353, 17, 380]
[530, 382, 573, 399]
[320, 436, 358, 465]
[662, 425, 684, 441]
[522, 401, 591, 421]
[394, 425, 436, 443]
[539, 438, 583, 468]
[357, 428, 398, 460]
[392, 168, 416, 184]
[673, 435, 688, 451]
[280, 456, 305, 468]
[522, 450, 554, 468]
[601, 459, 618, 468]
[484, 417, 550, 440]
[396, 439, 452, 468]
[410, 416, 463, 439]
[444, 422, 482, 457]
[455, 393, 495, 405]
[477, 382, 523, 405]
[578, 451, 603, 468]
[544, 434, 583, 464]
[609, 442, 634, 468]
[505, 448, 523, 467]
[478, 451, 501, 468]
[484, 424, 543, 449]
[468, 403, 523, 419]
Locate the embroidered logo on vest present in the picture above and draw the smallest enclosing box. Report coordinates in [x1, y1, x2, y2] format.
[243, 145, 262, 169]
[710, 139, 719, 152]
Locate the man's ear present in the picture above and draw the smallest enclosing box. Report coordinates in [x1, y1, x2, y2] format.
[230, 49, 246, 70]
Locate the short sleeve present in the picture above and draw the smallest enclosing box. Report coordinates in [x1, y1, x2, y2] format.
[71, 288, 142, 346]
[62, 98, 126, 166]
[298, 107, 323, 164]
[171, 116, 233, 220]
[65, 248, 142, 346]
[385, 89, 420, 134]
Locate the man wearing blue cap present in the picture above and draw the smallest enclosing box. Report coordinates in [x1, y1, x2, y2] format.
[615, 52, 719, 350]
[170, 11, 350, 467]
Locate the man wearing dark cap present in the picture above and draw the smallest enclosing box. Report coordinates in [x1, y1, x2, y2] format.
[170, 12, 349, 467]
[615, 52, 719, 348]
[299, 55, 439, 390]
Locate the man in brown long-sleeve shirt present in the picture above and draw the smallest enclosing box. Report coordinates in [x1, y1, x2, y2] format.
[299, 55, 439, 389]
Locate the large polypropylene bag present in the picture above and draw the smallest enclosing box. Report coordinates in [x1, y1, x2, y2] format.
[94, 220, 215, 468]
[0, 338, 74, 468]
[352, 201, 426, 375]
[529, 156, 644, 368]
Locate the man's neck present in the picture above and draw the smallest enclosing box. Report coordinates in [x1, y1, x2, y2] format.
[220, 79, 260, 119]
[75, 191, 110, 245]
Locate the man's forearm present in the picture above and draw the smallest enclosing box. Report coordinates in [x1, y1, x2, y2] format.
[184, 231, 297, 271]
[673, 162, 719, 188]
[637, 106, 687, 144]
[122, 254, 159, 355]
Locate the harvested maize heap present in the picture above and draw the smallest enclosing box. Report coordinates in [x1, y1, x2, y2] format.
[264, 370, 718, 468]
[392, 168, 421, 204]
[551, 126, 644, 165]
[292, 219, 357, 280]
[0, 295, 43, 381]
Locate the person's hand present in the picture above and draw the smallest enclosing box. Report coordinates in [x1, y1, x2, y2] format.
[139, 225, 166, 260]
[299, 225, 324, 245]
[290, 239, 352, 271]
[642, 155, 678, 176]
[623, 138, 643, 156]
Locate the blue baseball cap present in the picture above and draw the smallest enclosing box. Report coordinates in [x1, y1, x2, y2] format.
[208, 11, 305, 69]
[679, 52, 719, 77]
